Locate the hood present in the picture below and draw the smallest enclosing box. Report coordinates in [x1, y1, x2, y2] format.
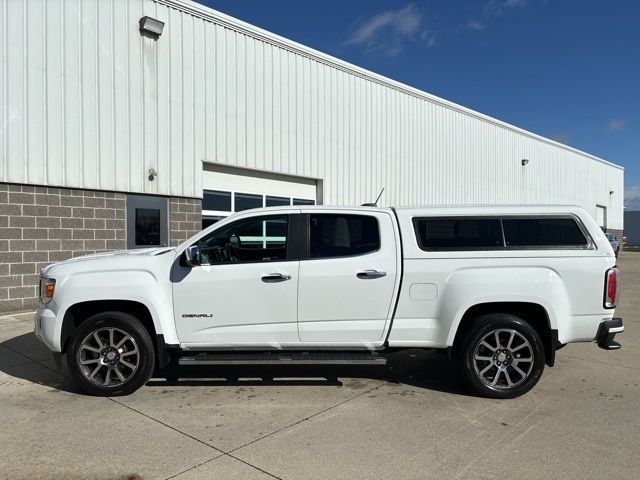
[41, 247, 175, 275]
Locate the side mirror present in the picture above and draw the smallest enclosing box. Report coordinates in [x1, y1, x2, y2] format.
[182, 245, 201, 267]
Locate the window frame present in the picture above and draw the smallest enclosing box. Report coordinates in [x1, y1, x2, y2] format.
[300, 212, 382, 260]
[201, 189, 315, 228]
[412, 215, 595, 252]
[194, 213, 300, 265]
[125, 194, 169, 249]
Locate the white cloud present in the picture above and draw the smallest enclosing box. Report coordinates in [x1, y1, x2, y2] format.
[504, 0, 528, 7]
[483, 0, 528, 18]
[625, 185, 640, 211]
[608, 119, 626, 133]
[466, 0, 528, 32]
[467, 20, 486, 31]
[345, 4, 430, 55]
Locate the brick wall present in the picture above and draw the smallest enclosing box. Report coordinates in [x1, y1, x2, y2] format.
[169, 197, 203, 246]
[0, 184, 203, 314]
[0, 184, 126, 313]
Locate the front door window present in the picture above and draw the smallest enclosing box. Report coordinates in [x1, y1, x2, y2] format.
[197, 215, 289, 264]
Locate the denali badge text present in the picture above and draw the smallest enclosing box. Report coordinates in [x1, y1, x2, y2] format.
[182, 313, 213, 318]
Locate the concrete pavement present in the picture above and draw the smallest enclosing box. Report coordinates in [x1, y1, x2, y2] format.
[1, 252, 639, 479]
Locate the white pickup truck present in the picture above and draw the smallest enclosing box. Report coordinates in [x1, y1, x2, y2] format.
[34, 205, 623, 398]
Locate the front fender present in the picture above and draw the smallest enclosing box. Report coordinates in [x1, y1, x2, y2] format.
[52, 269, 177, 350]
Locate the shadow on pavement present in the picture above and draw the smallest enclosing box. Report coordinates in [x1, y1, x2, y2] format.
[1, 331, 469, 397]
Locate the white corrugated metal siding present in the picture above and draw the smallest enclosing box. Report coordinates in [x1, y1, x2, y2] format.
[0, 0, 624, 228]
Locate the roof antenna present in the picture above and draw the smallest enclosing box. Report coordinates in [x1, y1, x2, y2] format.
[362, 188, 385, 207]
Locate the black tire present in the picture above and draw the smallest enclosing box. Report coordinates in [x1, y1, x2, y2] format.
[456, 314, 545, 399]
[67, 311, 155, 396]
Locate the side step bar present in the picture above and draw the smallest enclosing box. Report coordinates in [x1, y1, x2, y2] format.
[179, 351, 387, 366]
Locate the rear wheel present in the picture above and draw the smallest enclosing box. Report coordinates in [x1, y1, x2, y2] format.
[457, 314, 545, 399]
[67, 312, 155, 396]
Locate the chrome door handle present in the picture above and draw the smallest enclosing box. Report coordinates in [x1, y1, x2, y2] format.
[357, 270, 387, 279]
[261, 273, 292, 283]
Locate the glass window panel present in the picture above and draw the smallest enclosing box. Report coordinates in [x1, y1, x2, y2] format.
[414, 218, 503, 250]
[135, 208, 161, 246]
[197, 215, 288, 264]
[309, 214, 379, 259]
[293, 198, 315, 206]
[234, 193, 263, 212]
[502, 218, 588, 247]
[266, 195, 291, 207]
[203, 190, 231, 212]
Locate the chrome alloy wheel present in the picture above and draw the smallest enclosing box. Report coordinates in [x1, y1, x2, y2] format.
[77, 328, 140, 387]
[472, 329, 534, 389]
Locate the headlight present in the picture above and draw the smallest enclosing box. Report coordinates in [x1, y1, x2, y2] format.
[39, 277, 56, 304]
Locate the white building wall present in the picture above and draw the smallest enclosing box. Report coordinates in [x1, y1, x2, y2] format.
[0, 0, 624, 229]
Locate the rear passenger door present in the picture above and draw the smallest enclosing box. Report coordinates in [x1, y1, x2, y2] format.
[297, 210, 399, 344]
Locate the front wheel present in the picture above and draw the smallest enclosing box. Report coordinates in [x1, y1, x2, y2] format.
[67, 312, 155, 396]
[457, 314, 545, 399]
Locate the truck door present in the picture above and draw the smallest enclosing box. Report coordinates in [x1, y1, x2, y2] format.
[297, 210, 399, 343]
[172, 212, 300, 346]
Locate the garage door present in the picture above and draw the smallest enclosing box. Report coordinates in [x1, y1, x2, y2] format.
[202, 164, 319, 228]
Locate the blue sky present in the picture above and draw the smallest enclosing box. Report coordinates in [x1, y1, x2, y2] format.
[203, 0, 640, 210]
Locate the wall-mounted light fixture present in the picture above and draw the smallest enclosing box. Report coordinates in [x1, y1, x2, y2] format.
[521, 159, 529, 166]
[610, 190, 614, 195]
[148, 168, 158, 181]
[139, 16, 164, 40]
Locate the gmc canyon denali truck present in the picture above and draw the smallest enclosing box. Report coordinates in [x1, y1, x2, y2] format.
[34, 205, 623, 398]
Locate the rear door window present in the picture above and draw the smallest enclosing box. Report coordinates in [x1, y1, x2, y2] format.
[309, 214, 380, 258]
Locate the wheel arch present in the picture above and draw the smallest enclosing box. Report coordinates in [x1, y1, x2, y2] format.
[452, 302, 558, 367]
[61, 300, 170, 368]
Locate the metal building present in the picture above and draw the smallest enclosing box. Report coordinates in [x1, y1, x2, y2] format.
[624, 211, 640, 247]
[0, 0, 625, 311]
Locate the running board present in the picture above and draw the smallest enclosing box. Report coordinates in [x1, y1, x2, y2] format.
[178, 351, 387, 366]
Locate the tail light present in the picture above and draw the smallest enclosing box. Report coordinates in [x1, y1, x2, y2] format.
[604, 267, 620, 309]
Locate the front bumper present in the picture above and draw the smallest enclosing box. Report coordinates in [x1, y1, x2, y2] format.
[33, 307, 59, 352]
[596, 317, 624, 350]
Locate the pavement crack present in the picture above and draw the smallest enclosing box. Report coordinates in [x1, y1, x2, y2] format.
[108, 397, 227, 454]
[163, 452, 283, 480]
[163, 455, 222, 480]
[229, 382, 386, 455]
[222, 453, 284, 480]
[450, 398, 548, 480]
[118, 383, 386, 480]
[557, 353, 640, 371]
